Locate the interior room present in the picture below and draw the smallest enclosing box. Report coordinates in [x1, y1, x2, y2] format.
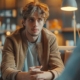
[0, 0, 80, 46]
[0, 0, 80, 80]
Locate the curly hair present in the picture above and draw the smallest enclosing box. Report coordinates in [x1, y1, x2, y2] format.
[22, 1, 49, 21]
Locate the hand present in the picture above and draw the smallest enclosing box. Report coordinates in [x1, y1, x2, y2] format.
[16, 66, 43, 80]
[29, 66, 45, 80]
[31, 71, 53, 80]
[16, 71, 37, 80]
[29, 66, 53, 80]
[29, 66, 42, 71]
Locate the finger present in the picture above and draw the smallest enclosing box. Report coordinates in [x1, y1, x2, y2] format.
[35, 66, 42, 68]
[31, 68, 41, 71]
[30, 71, 44, 75]
[29, 66, 42, 71]
[29, 66, 35, 70]
[31, 70, 44, 73]
[30, 76, 36, 80]
[38, 79, 44, 80]
[31, 75, 44, 80]
[30, 75, 37, 80]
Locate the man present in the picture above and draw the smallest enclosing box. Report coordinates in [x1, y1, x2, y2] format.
[1, 1, 64, 80]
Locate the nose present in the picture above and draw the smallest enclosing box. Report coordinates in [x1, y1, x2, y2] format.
[34, 20, 38, 27]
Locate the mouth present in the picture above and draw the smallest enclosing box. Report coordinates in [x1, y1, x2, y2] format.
[32, 28, 39, 33]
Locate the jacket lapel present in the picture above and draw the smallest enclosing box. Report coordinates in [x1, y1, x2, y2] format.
[41, 29, 49, 70]
[37, 29, 49, 70]
[20, 29, 28, 69]
[36, 42, 43, 65]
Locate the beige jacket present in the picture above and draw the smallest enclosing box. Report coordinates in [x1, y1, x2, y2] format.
[1, 28, 64, 80]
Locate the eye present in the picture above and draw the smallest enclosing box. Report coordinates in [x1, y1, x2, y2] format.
[38, 18, 42, 22]
[29, 17, 35, 22]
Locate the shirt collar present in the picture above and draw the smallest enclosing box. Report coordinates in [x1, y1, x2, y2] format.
[27, 32, 41, 45]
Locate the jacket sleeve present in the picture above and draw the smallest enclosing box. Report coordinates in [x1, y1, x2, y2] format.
[49, 36, 64, 79]
[1, 37, 21, 80]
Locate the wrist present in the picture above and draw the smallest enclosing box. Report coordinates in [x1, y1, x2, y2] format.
[15, 72, 28, 80]
[48, 71, 54, 80]
[44, 71, 54, 80]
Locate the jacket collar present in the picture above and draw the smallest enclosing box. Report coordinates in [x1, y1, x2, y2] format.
[20, 28, 49, 70]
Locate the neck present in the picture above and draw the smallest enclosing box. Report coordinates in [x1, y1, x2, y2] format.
[24, 31, 39, 43]
[27, 35, 38, 43]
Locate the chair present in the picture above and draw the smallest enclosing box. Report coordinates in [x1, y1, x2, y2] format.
[61, 50, 72, 65]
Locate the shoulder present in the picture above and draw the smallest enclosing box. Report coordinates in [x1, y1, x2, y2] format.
[42, 28, 58, 50]
[42, 28, 56, 40]
[6, 28, 23, 43]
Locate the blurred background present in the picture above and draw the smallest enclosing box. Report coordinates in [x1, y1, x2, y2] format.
[0, 0, 80, 46]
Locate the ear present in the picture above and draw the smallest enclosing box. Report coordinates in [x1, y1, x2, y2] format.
[22, 19, 25, 26]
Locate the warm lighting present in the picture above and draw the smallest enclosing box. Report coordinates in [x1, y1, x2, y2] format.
[6, 31, 11, 36]
[0, 41, 2, 46]
[61, 0, 78, 46]
[66, 40, 74, 46]
[61, 0, 77, 11]
[5, 0, 16, 9]
[0, 21, 1, 26]
[61, 7, 77, 11]
[12, 9, 17, 17]
[54, 30, 59, 34]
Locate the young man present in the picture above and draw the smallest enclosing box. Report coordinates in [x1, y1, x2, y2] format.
[1, 1, 64, 80]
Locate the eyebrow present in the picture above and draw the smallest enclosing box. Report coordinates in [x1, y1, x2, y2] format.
[29, 16, 43, 19]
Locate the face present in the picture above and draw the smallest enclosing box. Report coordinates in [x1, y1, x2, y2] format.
[23, 11, 45, 36]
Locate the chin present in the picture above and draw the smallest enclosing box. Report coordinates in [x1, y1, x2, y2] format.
[31, 34, 39, 36]
[31, 33, 39, 36]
